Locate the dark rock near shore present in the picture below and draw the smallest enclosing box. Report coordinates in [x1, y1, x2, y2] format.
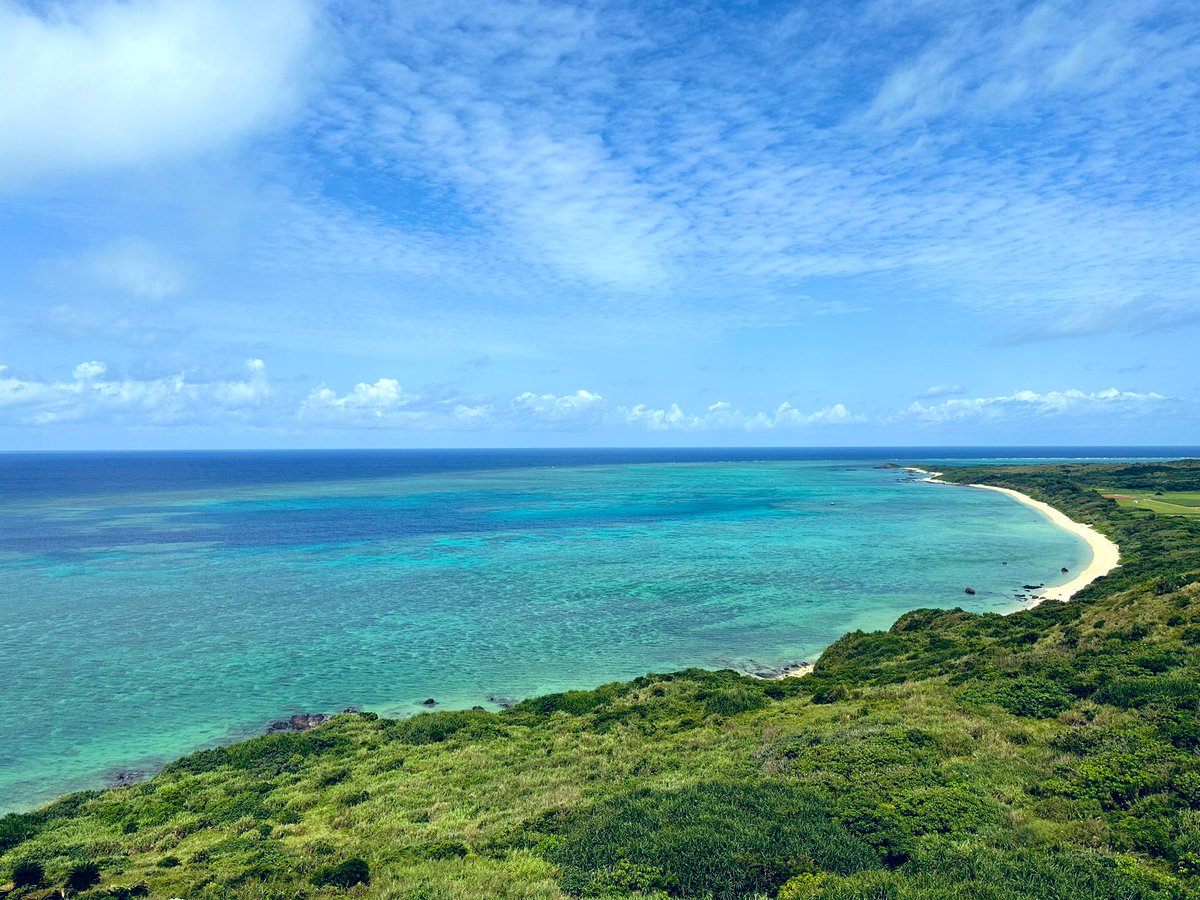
[487, 694, 516, 709]
[964, 587, 976, 595]
[1022, 584, 1045, 590]
[105, 768, 145, 788]
[268, 713, 329, 733]
[1062, 567, 1070, 573]
[422, 698, 437, 707]
[471, 705, 485, 711]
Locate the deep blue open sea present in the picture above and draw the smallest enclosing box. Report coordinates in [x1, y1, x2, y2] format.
[1, 447, 1194, 811]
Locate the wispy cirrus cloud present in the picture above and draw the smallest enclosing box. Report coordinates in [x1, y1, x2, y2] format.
[46, 237, 187, 301]
[920, 384, 968, 399]
[304, 0, 1200, 337]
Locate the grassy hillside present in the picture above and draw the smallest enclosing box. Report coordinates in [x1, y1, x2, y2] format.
[3, 461, 1200, 899]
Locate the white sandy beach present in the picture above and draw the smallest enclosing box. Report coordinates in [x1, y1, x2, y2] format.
[906, 467, 1121, 606]
[754, 467, 1122, 680]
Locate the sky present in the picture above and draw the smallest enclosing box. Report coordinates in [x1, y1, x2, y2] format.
[1, 0, 1198, 449]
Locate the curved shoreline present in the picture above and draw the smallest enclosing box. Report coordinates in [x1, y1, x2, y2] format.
[906, 467, 1121, 607]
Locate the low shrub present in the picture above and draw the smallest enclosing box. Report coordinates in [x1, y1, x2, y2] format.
[65, 861, 102, 891]
[532, 780, 880, 899]
[311, 857, 370, 888]
[961, 677, 1075, 718]
[11, 858, 44, 887]
[811, 686, 850, 705]
[420, 840, 468, 860]
[384, 710, 499, 745]
[701, 688, 768, 717]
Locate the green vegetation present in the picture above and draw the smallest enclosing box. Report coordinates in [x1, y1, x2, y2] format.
[1094, 490, 1200, 519]
[3, 460, 1200, 899]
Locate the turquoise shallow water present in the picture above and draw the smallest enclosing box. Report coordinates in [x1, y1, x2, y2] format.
[0, 452, 1096, 811]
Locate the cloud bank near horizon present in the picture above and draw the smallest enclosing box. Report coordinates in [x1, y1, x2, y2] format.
[0, 361, 1181, 441]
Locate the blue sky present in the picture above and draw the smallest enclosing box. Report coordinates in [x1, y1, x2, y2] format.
[1, 0, 1198, 449]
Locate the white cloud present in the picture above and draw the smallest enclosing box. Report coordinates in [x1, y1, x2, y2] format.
[905, 387, 1167, 424]
[308, 0, 1200, 337]
[0, 0, 315, 188]
[72, 361, 107, 380]
[617, 399, 864, 432]
[921, 384, 967, 398]
[5, 362, 1178, 438]
[620, 403, 702, 432]
[0, 358, 273, 425]
[510, 390, 605, 424]
[299, 379, 494, 430]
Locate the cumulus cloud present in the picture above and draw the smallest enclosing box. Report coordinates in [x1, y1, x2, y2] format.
[299, 379, 493, 430]
[510, 390, 605, 425]
[7, 361, 1183, 438]
[0, 0, 315, 188]
[0, 358, 272, 426]
[617, 400, 864, 432]
[72, 361, 107, 380]
[904, 388, 1167, 424]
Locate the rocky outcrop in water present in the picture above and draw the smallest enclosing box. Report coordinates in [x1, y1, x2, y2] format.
[105, 768, 145, 788]
[268, 713, 329, 733]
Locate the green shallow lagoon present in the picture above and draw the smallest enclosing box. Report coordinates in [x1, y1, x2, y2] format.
[0, 454, 1090, 811]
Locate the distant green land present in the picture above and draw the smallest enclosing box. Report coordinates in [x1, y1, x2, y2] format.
[1094, 489, 1200, 519]
[3, 460, 1200, 899]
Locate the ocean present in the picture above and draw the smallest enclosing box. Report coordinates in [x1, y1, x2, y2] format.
[0, 447, 1189, 812]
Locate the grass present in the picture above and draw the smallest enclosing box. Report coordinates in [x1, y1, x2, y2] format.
[2, 460, 1200, 898]
[1093, 490, 1200, 518]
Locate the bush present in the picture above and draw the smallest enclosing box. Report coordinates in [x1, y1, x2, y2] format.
[166, 728, 353, 776]
[420, 840, 468, 860]
[701, 688, 768, 717]
[532, 781, 880, 899]
[1095, 676, 1200, 710]
[962, 677, 1075, 718]
[510, 685, 620, 717]
[385, 710, 499, 745]
[65, 861, 102, 891]
[91, 885, 149, 899]
[339, 790, 370, 807]
[0, 813, 36, 853]
[11, 858, 44, 887]
[311, 857, 370, 888]
[811, 686, 850, 705]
